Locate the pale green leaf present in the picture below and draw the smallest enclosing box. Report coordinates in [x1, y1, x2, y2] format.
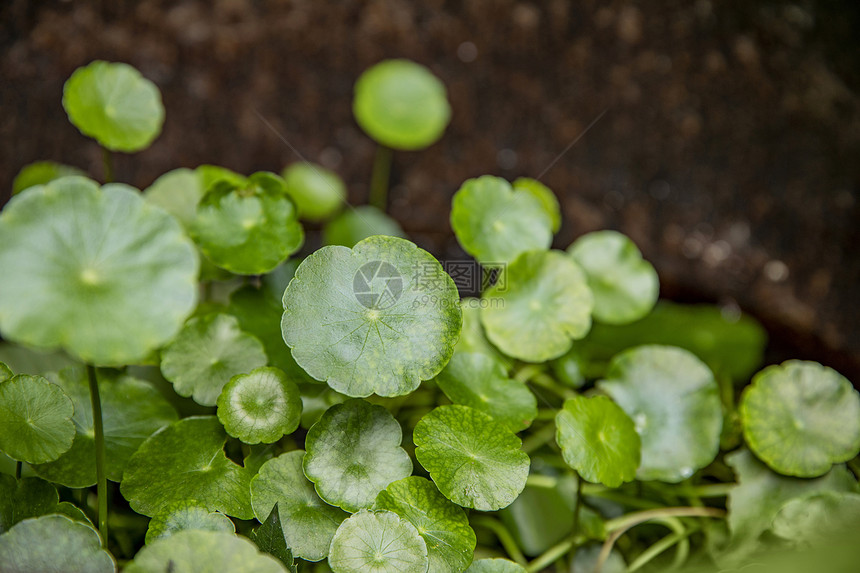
[304, 400, 412, 512]
[454, 301, 512, 369]
[465, 558, 526, 573]
[282, 162, 346, 222]
[145, 501, 235, 544]
[0, 514, 115, 573]
[281, 235, 461, 398]
[143, 168, 204, 228]
[217, 367, 302, 444]
[512, 177, 561, 233]
[328, 509, 429, 573]
[771, 492, 860, 547]
[413, 405, 529, 511]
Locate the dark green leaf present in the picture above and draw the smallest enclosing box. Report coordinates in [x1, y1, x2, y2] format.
[0, 374, 75, 464]
[250, 504, 297, 572]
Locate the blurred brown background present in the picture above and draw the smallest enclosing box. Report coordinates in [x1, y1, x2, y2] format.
[1, 0, 858, 379]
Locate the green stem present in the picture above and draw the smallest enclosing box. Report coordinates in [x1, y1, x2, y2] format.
[102, 148, 114, 183]
[526, 539, 574, 573]
[15, 461, 22, 480]
[521, 423, 556, 454]
[571, 474, 583, 538]
[86, 364, 108, 541]
[531, 373, 576, 400]
[471, 516, 527, 567]
[513, 364, 544, 384]
[369, 145, 392, 211]
[626, 524, 699, 573]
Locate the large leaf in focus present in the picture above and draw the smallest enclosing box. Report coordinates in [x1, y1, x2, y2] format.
[435, 352, 536, 433]
[32, 367, 177, 487]
[121, 416, 255, 519]
[413, 405, 529, 511]
[125, 530, 287, 573]
[0, 514, 115, 573]
[0, 177, 199, 366]
[322, 205, 406, 248]
[160, 313, 267, 407]
[567, 230, 659, 325]
[555, 395, 640, 488]
[598, 345, 722, 482]
[63, 60, 164, 152]
[328, 509, 429, 573]
[375, 476, 476, 573]
[481, 250, 593, 362]
[450, 176, 552, 265]
[144, 501, 235, 544]
[0, 374, 74, 464]
[281, 236, 461, 397]
[740, 360, 860, 477]
[191, 172, 303, 275]
[353, 59, 450, 150]
[217, 367, 302, 444]
[304, 400, 412, 512]
[722, 448, 857, 562]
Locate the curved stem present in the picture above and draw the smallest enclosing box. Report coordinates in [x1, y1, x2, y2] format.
[471, 516, 527, 567]
[101, 148, 114, 183]
[86, 364, 108, 541]
[369, 145, 392, 211]
[526, 538, 574, 573]
[521, 423, 556, 454]
[626, 524, 699, 572]
[597, 507, 725, 573]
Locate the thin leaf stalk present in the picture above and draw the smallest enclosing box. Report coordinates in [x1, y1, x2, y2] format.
[87, 363, 109, 541]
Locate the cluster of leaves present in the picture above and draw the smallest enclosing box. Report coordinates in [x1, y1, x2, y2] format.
[0, 58, 859, 573]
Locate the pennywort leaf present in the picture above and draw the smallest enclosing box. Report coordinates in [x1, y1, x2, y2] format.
[304, 400, 412, 512]
[12, 161, 85, 196]
[353, 59, 451, 150]
[0, 475, 59, 533]
[436, 352, 537, 433]
[281, 235, 461, 398]
[451, 176, 553, 265]
[481, 250, 593, 362]
[217, 367, 302, 444]
[0, 374, 74, 465]
[63, 60, 164, 152]
[191, 171, 304, 275]
[740, 360, 860, 478]
[251, 451, 348, 561]
[454, 301, 513, 369]
[0, 177, 199, 366]
[143, 167, 205, 228]
[144, 502, 235, 544]
[126, 530, 288, 573]
[0, 514, 115, 573]
[323, 205, 406, 248]
[512, 177, 561, 233]
[160, 313, 267, 407]
[770, 491, 860, 547]
[555, 395, 641, 488]
[32, 367, 177, 487]
[598, 345, 722, 482]
[567, 230, 659, 325]
[328, 509, 429, 573]
[465, 558, 527, 573]
[375, 476, 476, 573]
[121, 416, 254, 519]
[282, 162, 346, 222]
[413, 405, 530, 511]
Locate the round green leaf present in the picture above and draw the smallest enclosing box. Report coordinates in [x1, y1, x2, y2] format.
[190, 172, 304, 275]
[512, 177, 561, 233]
[0, 476, 59, 533]
[451, 176, 553, 264]
[251, 451, 348, 561]
[0, 514, 115, 573]
[126, 530, 287, 573]
[466, 559, 527, 573]
[555, 395, 641, 488]
[436, 352, 537, 433]
[217, 367, 302, 444]
[454, 301, 512, 369]
[481, 250, 593, 362]
[323, 205, 406, 248]
[32, 367, 178, 487]
[375, 476, 476, 573]
[740, 360, 860, 478]
[598, 345, 722, 482]
[143, 168, 204, 228]
[160, 313, 268, 407]
[567, 231, 659, 325]
[63, 60, 164, 152]
[353, 59, 451, 150]
[328, 509, 429, 573]
[282, 162, 346, 222]
[771, 492, 860, 547]
[0, 177, 199, 366]
[281, 235, 461, 398]
[145, 502, 235, 544]
[413, 405, 530, 511]
[121, 416, 255, 519]
[12, 161, 86, 196]
[197, 164, 247, 191]
[304, 400, 412, 512]
[0, 374, 74, 464]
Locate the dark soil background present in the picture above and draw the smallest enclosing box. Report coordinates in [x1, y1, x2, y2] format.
[1, 0, 858, 380]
